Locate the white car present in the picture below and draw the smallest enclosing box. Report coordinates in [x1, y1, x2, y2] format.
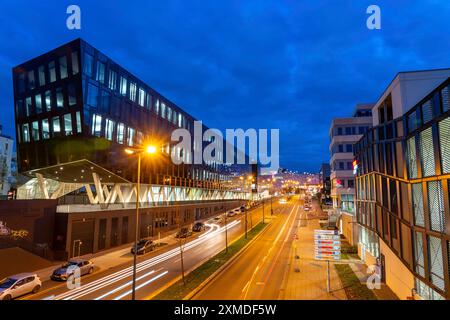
[0, 273, 42, 300]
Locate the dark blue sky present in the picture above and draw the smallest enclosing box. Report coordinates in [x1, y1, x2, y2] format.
[1, 1, 449, 172]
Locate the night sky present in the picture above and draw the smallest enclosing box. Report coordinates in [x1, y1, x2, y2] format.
[1, 1, 449, 172]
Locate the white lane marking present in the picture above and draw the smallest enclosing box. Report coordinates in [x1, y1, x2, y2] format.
[50, 220, 240, 300]
[114, 271, 169, 300]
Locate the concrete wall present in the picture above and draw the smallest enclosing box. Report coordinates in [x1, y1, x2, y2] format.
[380, 239, 415, 300]
[340, 212, 358, 246]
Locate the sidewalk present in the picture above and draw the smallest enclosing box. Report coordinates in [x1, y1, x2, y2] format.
[279, 209, 347, 300]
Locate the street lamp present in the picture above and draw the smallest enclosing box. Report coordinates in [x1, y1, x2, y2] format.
[124, 144, 157, 300]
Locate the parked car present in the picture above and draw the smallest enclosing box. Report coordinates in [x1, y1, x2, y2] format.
[211, 216, 223, 224]
[131, 239, 157, 255]
[240, 206, 246, 213]
[227, 210, 237, 217]
[51, 258, 94, 281]
[0, 273, 41, 300]
[176, 227, 192, 238]
[233, 208, 241, 214]
[192, 222, 206, 232]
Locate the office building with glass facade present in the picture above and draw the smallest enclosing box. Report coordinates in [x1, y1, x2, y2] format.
[354, 69, 450, 300]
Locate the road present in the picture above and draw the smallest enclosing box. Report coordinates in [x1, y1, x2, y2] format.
[23, 201, 281, 300]
[192, 197, 302, 300]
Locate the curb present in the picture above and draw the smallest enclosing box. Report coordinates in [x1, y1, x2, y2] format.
[184, 220, 272, 300]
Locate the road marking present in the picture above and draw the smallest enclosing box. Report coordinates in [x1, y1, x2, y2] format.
[114, 270, 169, 300]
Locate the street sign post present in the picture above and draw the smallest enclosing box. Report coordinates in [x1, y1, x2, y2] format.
[314, 229, 341, 293]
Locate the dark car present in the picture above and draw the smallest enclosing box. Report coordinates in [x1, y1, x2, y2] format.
[131, 239, 156, 255]
[51, 258, 94, 281]
[240, 206, 246, 213]
[192, 222, 206, 232]
[176, 227, 192, 238]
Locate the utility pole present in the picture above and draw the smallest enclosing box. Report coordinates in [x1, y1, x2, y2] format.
[224, 211, 228, 253]
[178, 210, 186, 285]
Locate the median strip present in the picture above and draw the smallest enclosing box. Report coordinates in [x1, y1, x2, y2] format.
[152, 222, 268, 300]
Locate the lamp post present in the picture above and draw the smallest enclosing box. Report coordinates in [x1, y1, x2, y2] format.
[125, 144, 157, 300]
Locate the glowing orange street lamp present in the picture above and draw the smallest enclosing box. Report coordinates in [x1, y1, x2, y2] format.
[124, 144, 157, 300]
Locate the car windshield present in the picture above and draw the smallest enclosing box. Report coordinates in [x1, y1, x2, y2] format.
[62, 261, 78, 268]
[137, 240, 147, 246]
[0, 278, 16, 288]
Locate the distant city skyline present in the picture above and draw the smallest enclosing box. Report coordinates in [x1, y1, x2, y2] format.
[0, 1, 449, 171]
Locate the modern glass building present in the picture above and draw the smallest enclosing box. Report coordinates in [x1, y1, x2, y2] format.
[13, 38, 228, 190]
[355, 69, 450, 300]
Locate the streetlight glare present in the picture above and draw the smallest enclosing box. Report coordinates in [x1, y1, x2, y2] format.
[146, 145, 157, 154]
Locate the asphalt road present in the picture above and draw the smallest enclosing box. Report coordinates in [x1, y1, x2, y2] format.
[23, 201, 282, 300]
[192, 198, 302, 300]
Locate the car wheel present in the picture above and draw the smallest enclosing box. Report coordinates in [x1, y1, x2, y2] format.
[3, 294, 12, 300]
[32, 285, 41, 294]
[88, 267, 94, 274]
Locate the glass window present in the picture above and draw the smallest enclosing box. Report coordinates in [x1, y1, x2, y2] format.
[155, 99, 160, 115]
[406, 136, 418, 179]
[28, 70, 35, 90]
[83, 53, 94, 77]
[64, 114, 73, 135]
[42, 119, 50, 139]
[346, 144, 353, 152]
[427, 181, 445, 232]
[129, 82, 137, 101]
[59, 56, 68, 79]
[25, 97, 32, 116]
[17, 72, 25, 93]
[428, 236, 445, 291]
[38, 65, 46, 86]
[56, 87, 64, 108]
[52, 117, 61, 136]
[71, 51, 79, 75]
[35, 94, 42, 114]
[161, 102, 166, 119]
[120, 76, 127, 96]
[75, 111, 82, 133]
[49, 61, 56, 82]
[167, 106, 172, 122]
[22, 123, 30, 142]
[440, 85, 450, 112]
[100, 90, 110, 113]
[105, 119, 114, 141]
[45, 90, 52, 111]
[422, 100, 433, 124]
[420, 127, 435, 177]
[138, 88, 145, 107]
[178, 113, 182, 127]
[91, 114, 102, 137]
[408, 112, 417, 133]
[87, 83, 98, 108]
[412, 183, 424, 227]
[31, 121, 39, 141]
[117, 123, 125, 144]
[146, 93, 152, 110]
[96, 61, 105, 83]
[68, 84, 77, 106]
[438, 117, 450, 174]
[108, 70, 117, 91]
[127, 127, 135, 146]
[15, 99, 24, 117]
[414, 231, 425, 277]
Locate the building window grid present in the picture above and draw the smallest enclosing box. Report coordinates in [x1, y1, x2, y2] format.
[420, 127, 436, 177]
[428, 236, 445, 291]
[412, 183, 425, 227]
[427, 181, 446, 233]
[414, 231, 425, 277]
[438, 117, 450, 174]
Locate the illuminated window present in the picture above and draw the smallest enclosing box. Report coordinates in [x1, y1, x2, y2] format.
[49, 61, 56, 82]
[105, 119, 114, 141]
[38, 66, 45, 86]
[35, 94, 42, 114]
[25, 97, 32, 117]
[129, 82, 137, 101]
[117, 123, 125, 144]
[167, 107, 172, 122]
[45, 90, 52, 111]
[76, 111, 82, 133]
[91, 114, 102, 137]
[83, 53, 94, 77]
[120, 76, 127, 96]
[42, 119, 50, 139]
[127, 127, 135, 146]
[56, 87, 64, 108]
[161, 102, 166, 119]
[59, 56, 68, 79]
[96, 61, 105, 83]
[108, 70, 117, 91]
[138, 88, 145, 107]
[31, 121, 39, 141]
[154, 99, 160, 115]
[64, 114, 73, 135]
[146, 93, 152, 110]
[22, 123, 30, 142]
[52, 117, 61, 136]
